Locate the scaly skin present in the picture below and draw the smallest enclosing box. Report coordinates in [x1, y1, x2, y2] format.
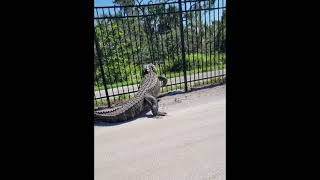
[94, 64, 167, 123]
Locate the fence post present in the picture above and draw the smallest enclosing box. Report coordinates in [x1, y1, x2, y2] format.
[178, 0, 188, 92]
[94, 30, 111, 108]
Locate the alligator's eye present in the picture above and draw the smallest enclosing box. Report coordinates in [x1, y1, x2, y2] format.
[151, 65, 156, 72]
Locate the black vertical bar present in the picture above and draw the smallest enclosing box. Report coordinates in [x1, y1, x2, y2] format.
[94, 73, 104, 105]
[217, 0, 221, 82]
[195, 1, 200, 85]
[127, 8, 140, 92]
[130, 7, 143, 88]
[94, 20, 104, 106]
[178, 0, 188, 92]
[152, 5, 163, 92]
[173, 9, 182, 90]
[213, 3, 217, 83]
[94, 32, 111, 108]
[141, 7, 154, 64]
[144, 6, 156, 64]
[222, 0, 226, 81]
[169, 11, 177, 88]
[184, 1, 192, 88]
[189, 1, 196, 88]
[199, 1, 204, 85]
[137, 7, 144, 79]
[159, 4, 167, 92]
[163, 4, 174, 91]
[208, 0, 213, 84]
[148, 6, 157, 64]
[204, 0, 208, 85]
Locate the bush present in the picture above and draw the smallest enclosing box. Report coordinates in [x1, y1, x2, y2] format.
[163, 53, 225, 73]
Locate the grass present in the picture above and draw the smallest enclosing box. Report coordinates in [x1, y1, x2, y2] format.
[95, 53, 225, 91]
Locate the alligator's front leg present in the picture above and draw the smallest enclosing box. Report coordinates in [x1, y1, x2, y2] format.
[145, 94, 167, 116]
[158, 76, 167, 87]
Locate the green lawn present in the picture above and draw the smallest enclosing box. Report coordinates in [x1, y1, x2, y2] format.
[95, 53, 225, 91]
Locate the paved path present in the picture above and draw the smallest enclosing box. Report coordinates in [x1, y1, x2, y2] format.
[94, 85, 226, 180]
[95, 69, 226, 98]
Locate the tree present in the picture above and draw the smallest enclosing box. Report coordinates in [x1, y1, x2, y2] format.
[113, 0, 135, 15]
[95, 20, 133, 85]
[214, 10, 226, 53]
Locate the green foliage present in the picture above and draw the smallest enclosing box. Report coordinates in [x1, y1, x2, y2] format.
[163, 53, 226, 73]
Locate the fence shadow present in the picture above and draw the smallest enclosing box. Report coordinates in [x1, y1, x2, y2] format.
[158, 80, 225, 98]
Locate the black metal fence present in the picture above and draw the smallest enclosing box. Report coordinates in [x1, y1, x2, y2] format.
[94, 0, 226, 107]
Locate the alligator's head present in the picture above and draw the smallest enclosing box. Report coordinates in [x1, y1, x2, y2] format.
[142, 63, 157, 76]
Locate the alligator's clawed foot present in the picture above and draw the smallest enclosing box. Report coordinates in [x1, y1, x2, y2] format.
[157, 112, 167, 116]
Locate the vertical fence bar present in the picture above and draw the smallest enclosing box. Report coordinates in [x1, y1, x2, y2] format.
[222, 0, 226, 81]
[94, 32, 111, 108]
[173, 9, 182, 90]
[195, 1, 200, 85]
[94, 72, 104, 105]
[137, 7, 145, 80]
[159, 4, 167, 93]
[130, 7, 143, 89]
[189, 0, 196, 88]
[217, 0, 222, 83]
[199, 1, 204, 85]
[168, 11, 177, 89]
[184, 1, 192, 88]
[209, 0, 213, 84]
[204, 1, 208, 85]
[145, 6, 156, 64]
[213, 3, 217, 83]
[152, 6, 163, 92]
[163, 4, 174, 92]
[126, 9, 140, 94]
[178, 0, 188, 92]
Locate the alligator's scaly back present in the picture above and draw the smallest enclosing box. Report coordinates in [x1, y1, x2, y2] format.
[94, 64, 167, 123]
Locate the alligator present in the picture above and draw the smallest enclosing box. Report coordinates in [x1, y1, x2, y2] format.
[94, 63, 168, 123]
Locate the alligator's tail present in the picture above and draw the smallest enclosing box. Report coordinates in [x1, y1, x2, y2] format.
[94, 96, 145, 123]
[94, 111, 128, 123]
[94, 106, 127, 123]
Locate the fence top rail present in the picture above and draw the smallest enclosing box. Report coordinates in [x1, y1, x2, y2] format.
[94, 6, 225, 19]
[94, 0, 212, 9]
